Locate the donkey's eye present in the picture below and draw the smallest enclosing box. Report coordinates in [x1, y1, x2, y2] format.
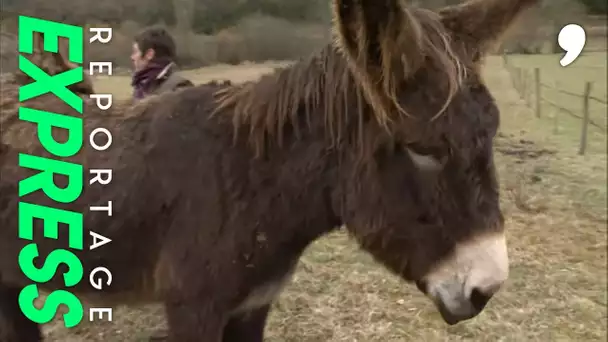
[405, 145, 446, 172]
[407, 143, 445, 160]
[408, 143, 439, 156]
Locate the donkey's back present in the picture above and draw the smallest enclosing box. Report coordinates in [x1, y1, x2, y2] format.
[0, 84, 229, 299]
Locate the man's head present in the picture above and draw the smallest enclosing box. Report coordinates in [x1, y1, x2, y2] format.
[131, 27, 176, 71]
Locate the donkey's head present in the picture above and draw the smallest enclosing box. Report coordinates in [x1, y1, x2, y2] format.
[15, 31, 94, 95]
[333, 0, 539, 325]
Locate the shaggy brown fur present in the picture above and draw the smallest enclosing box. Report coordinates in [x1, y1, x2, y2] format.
[214, 7, 468, 156]
[11, 32, 95, 96]
[0, 0, 539, 341]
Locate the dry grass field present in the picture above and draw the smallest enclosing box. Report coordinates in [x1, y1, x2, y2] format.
[42, 53, 607, 341]
[505, 51, 607, 136]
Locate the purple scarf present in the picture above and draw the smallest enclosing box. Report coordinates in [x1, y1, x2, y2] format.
[131, 58, 173, 100]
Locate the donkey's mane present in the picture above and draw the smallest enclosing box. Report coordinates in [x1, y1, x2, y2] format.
[213, 46, 366, 155]
[212, 7, 466, 156]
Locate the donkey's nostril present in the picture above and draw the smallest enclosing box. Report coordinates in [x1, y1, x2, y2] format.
[415, 280, 428, 294]
[469, 287, 492, 312]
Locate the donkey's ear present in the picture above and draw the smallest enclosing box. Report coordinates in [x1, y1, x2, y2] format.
[32, 31, 44, 53]
[27, 32, 69, 74]
[24, 33, 95, 94]
[439, 0, 541, 57]
[331, 0, 425, 76]
[331, 0, 429, 126]
[28, 32, 46, 64]
[42, 37, 73, 76]
[55, 36, 95, 95]
[53, 37, 74, 70]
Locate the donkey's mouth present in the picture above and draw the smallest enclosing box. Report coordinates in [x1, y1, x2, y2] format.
[433, 295, 481, 325]
[415, 279, 480, 325]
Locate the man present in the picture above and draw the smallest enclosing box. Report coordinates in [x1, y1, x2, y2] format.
[130, 27, 193, 100]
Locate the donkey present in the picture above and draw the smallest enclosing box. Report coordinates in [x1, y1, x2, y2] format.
[6, 31, 95, 95]
[0, 31, 95, 187]
[0, 0, 539, 340]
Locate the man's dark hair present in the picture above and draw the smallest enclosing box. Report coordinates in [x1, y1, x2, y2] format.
[134, 27, 176, 60]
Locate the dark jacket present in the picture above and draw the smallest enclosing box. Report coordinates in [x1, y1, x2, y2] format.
[147, 62, 193, 95]
[132, 61, 193, 100]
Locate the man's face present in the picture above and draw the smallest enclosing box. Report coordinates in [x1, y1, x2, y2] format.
[131, 43, 153, 71]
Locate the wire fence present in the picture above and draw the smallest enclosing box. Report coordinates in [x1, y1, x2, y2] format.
[502, 54, 607, 155]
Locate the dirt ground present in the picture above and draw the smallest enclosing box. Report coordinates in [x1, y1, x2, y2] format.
[41, 55, 607, 341]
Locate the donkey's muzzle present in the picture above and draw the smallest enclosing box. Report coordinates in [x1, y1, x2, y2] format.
[417, 231, 509, 325]
[432, 285, 499, 325]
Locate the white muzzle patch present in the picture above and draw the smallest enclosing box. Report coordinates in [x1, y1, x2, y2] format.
[422, 231, 509, 323]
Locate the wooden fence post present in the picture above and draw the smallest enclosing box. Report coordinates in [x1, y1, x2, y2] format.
[521, 69, 527, 101]
[553, 80, 560, 134]
[534, 68, 541, 117]
[525, 69, 532, 107]
[578, 82, 592, 155]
